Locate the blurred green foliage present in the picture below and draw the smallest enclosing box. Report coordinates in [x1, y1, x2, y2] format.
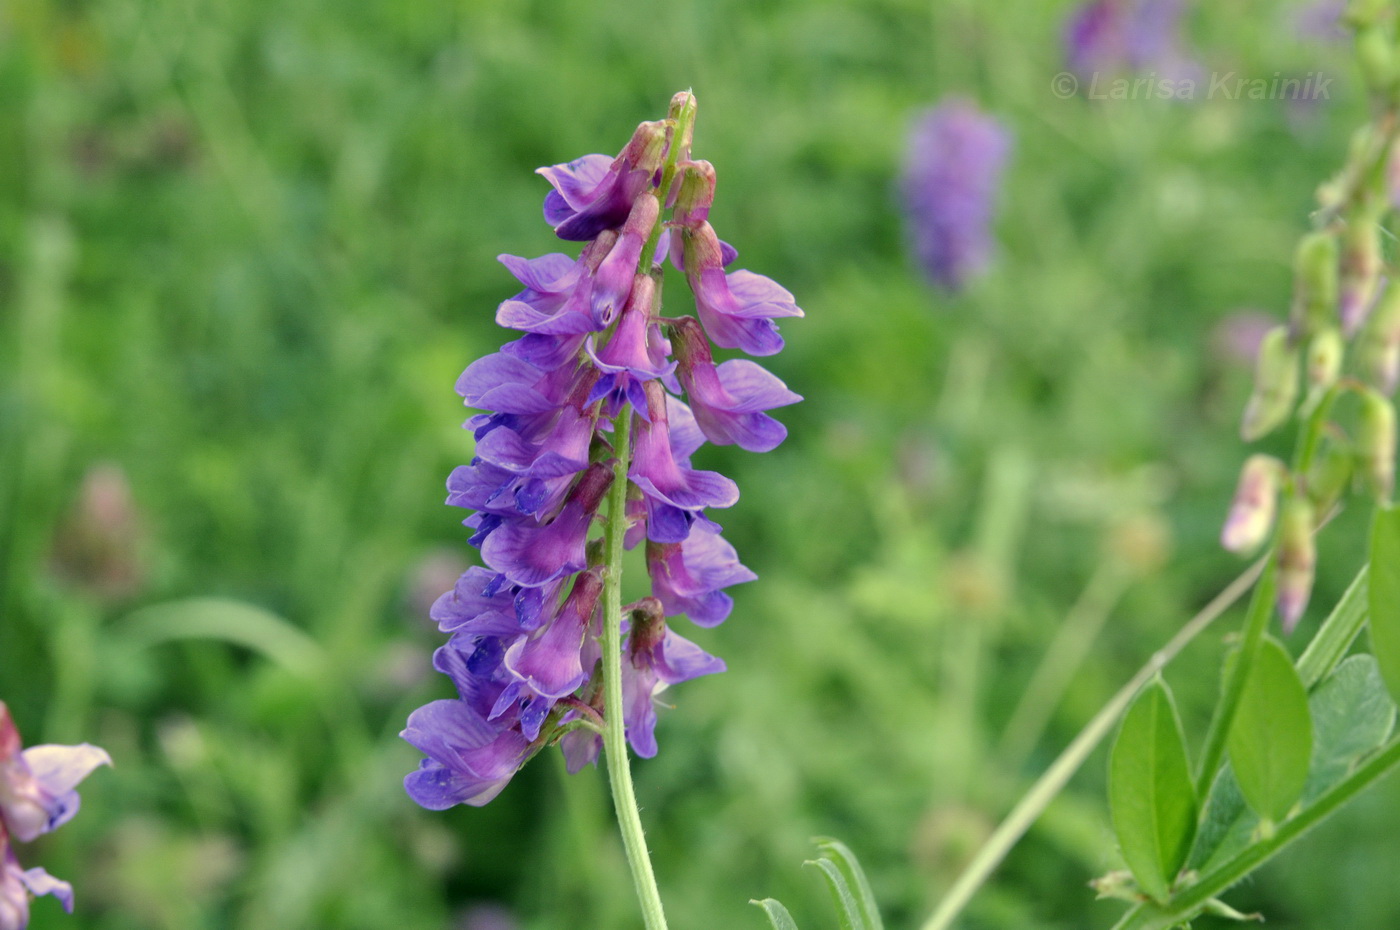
[2, 0, 1398, 927]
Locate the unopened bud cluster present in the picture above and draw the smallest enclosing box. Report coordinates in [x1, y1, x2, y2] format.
[1225, 12, 1400, 630]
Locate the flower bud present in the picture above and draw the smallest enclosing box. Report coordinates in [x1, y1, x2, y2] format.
[1339, 218, 1382, 336]
[1347, 0, 1389, 27]
[1288, 231, 1338, 339]
[1308, 440, 1354, 515]
[1361, 278, 1400, 393]
[1241, 326, 1301, 441]
[1222, 455, 1284, 554]
[672, 160, 716, 228]
[48, 462, 148, 602]
[626, 596, 668, 655]
[1307, 327, 1344, 392]
[1276, 495, 1316, 634]
[1358, 388, 1397, 502]
[666, 91, 697, 165]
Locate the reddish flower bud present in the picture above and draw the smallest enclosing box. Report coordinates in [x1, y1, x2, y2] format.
[1277, 496, 1316, 634]
[1222, 455, 1284, 554]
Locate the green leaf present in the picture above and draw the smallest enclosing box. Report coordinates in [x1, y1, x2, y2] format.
[1188, 764, 1252, 873]
[1191, 655, 1397, 872]
[121, 598, 326, 677]
[1109, 677, 1197, 904]
[1369, 506, 1400, 704]
[803, 856, 865, 930]
[811, 837, 883, 930]
[1301, 654, 1396, 803]
[1227, 636, 1313, 823]
[750, 898, 801, 930]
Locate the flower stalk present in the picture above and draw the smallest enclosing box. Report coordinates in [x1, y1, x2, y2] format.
[599, 409, 668, 930]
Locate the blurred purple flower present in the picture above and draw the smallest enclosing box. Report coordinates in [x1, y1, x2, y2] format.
[1211, 310, 1278, 368]
[900, 99, 1012, 293]
[0, 703, 109, 928]
[47, 463, 148, 602]
[1293, 0, 1347, 43]
[1065, 0, 1201, 83]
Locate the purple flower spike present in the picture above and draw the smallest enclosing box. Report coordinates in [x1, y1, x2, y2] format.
[405, 92, 799, 809]
[900, 99, 1011, 294]
[621, 599, 725, 757]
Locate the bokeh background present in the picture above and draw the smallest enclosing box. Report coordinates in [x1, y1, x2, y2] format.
[3, 0, 1397, 927]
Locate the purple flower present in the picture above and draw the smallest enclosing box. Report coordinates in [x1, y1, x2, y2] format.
[402, 701, 533, 809]
[671, 317, 801, 452]
[539, 121, 668, 241]
[1293, 0, 1347, 43]
[630, 381, 740, 518]
[0, 702, 109, 927]
[620, 599, 725, 758]
[680, 222, 802, 355]
[899, 100, 1012, 294]
[479, 465, 611, 587]
[503, 572, 604, 700]
[404, 92, 798, 809]
[587, 275, 675, 416]
[590, 195, 659, 326]
[647, 522, 757, 627]
[1064, 0, 1200, 83]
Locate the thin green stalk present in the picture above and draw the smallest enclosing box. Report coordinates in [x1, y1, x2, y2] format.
[637, 94, 696, 272]
[599, 409, 668, 930]
[998, 562, 1131, 769]
[918, 557, 1266, 930]
[1297, 564, 1370, 688]
[1192, 555, 1277, 797]
[1110, 735, 1400, 930]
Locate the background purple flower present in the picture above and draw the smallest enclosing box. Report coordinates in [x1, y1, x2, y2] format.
[0, 702, 109, 926]
[899, 99, 1012, 293]
[1065, 0, 1202, 83]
